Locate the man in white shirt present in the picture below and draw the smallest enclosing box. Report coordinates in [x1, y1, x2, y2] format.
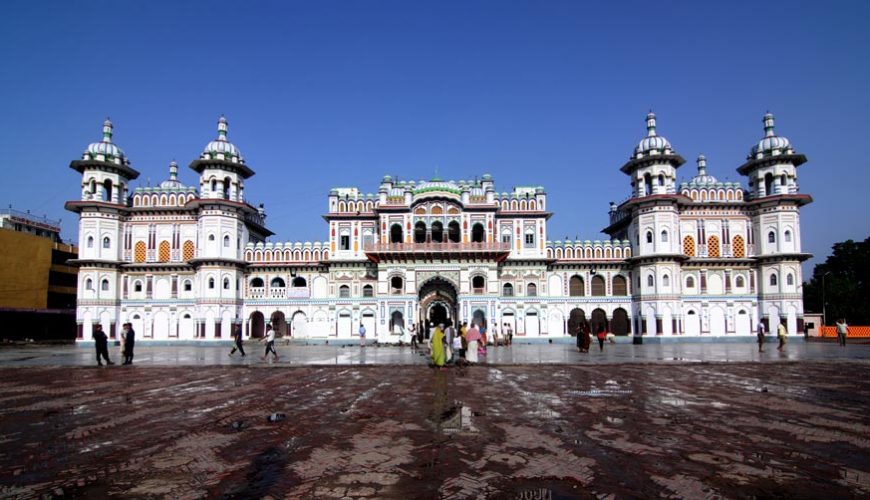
[836, 318, 849, 347]
[359, 324, 366, 348]
[756, 321, 766, 352]
[261, 325, 278, 360]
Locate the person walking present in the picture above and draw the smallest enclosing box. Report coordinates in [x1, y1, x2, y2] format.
[93, 324, 113, 366]
[261, 324, 279, 360]
[577, 320, 591, 353]
[756, 320, 766, 352]
[358, 323, 366, 348]
[596, 325, 607, 352]
[836, 318, 849, 347]
[444, 322, 455, 364]
[776, 320, 788, 351]
[465, 323, 482, 364]
[121, 322, 136, 365]
[409, 324, 418, 351]
[229, 324, 246, 357]
[430, 324, 446, 368]
[505, 323, 513, 346]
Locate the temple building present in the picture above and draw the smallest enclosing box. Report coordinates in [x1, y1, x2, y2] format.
[66, 113, 811, 341]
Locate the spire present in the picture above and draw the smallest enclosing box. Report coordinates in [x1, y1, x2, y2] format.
[646, 111, 657, 137]
[102, 117, 113, 142]
[217, 115, 228, 141]
[169, 160, 178, 181]
[763, 112, 775, 138]
[697, 154, 707, 175]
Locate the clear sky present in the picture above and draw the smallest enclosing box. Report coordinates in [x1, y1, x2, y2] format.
[1, 1, 868, 273]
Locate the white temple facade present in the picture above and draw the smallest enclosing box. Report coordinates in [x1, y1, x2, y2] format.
[67, 113, 811, 342]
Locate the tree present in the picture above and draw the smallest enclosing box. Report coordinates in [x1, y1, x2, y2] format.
[803, 237, 870, 325]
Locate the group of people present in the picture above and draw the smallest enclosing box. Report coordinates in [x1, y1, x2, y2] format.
[427, 321, 513, 368]
[574, 320, 609, 353]
[91, 323, 135, 366]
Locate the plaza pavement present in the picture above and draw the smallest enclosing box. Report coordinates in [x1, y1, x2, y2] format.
[0, 339, 869, 367]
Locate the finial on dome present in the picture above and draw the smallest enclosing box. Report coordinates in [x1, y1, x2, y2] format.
[697, 154, 707, 175]
[763, 112, 775, 138]
[169, 159, 178, 181]
[102, 117, 113, 142]
[217, 115, 228, 141]
[646, 111, 657, 137]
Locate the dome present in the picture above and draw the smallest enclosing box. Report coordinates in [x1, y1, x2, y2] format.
[84, 118, 130, 165]
[688, 154, 718, 185]
[201, 115, 245, 163]
[159, 160, 184, 189]
[634, 112, 675, 157]
[749, 112, 793, 158]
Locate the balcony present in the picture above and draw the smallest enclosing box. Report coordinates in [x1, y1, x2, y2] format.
[363, 241, 511, 263]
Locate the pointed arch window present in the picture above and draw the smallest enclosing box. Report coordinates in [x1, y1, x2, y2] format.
[102, 237, 110, 249]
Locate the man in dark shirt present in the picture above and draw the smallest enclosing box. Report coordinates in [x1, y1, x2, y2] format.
[93, 324, 113, 366]
[121, 322, 135, 365]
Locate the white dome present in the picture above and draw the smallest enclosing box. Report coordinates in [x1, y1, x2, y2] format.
[200, 116, 245, 163]
[83, 118, 129, 165]
[750, 113, 793, 158]
[634, 112, 675, 156]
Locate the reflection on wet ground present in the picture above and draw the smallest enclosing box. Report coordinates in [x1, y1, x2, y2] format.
[0, 362, 868, 498]
[1, 341, 869, 367]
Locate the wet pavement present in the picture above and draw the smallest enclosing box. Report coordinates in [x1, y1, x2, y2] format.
[1, 340, 870, 367]
[0, 361, 869, 498]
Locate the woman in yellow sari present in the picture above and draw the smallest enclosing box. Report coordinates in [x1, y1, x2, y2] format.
[431, 324, 446, 367]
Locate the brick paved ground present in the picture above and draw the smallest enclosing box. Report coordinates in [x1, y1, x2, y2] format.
[0, 363, 868, 499]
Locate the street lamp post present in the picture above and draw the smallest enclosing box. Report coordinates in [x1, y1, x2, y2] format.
[822, 271, 832, 326]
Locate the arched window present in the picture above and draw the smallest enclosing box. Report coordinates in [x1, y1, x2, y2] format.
[569, 276, 584, 296]
[472, 275, 485, 293]
[524, 228, 535, 248]
[292, 277, 307, 287]
[208, 234, 216, 242]
[102, 179, 113, 202]
[339, 285, 350, 298]
[686, 276, 695, 288]
[591, 275, 606, 296]
[183, 280, 192, 292]
[223, 277, 230, 289]
[414, 221, 426, 243]
[784, 230, 792, 243]
[646, 231, 653, 244]
[643, 173, 653, 195]
[735, 276, 745, 288]
[502, 283, 514, 296]
[102, 237, 110, 249]
[786, 273, 794, 286]
[431, 221, 444, 243]
[362, 284, 374, 297]
[661, 230, 668, 243]
[764, 173, 774, 195]
[390, 224, 403, 244]
[683, 235, 696, 257]
[647, 275, 655, 288]
[769, 273, 778, 287]
[448, 221, 461, 243]
[612, 275, 627, 296]
[250, 277, 264, 288]
[390, 276, 403, 294]
[133, 280, 142, 292]
[526, 283, 537, 296]
[471, 223, 485, 243]
[87, 236, 94, 248]
[208, 277, 215, 289]
[85, 278, 93, 290]
[223, 177, 231, 199]
[768, 231, 776, 244]
[223, 235, 230, 247]
[270, 277, 285, 288]
[707, 235, 721, 258]
[98, 278, 107, 291]
[662, 274, 670, 287]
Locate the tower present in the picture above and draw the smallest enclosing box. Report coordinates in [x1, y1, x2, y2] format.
[613, 112, 686, 335]
[66, 119, 140, 339]
[738, 113, 811, 334]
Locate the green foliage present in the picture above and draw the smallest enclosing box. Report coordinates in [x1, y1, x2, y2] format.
[803, 237, 870, 325]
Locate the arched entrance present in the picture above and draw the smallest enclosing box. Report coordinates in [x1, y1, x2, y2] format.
[418, 277, 458, 335]
[249, 311, 265, 338]
[591, 308, 607, 335]
[568, 308, 587, 336]
[611, 308, 630, 336]
[291, 311, 307, 338]
[271, 311, 287, 338]
[473, 309, 487, 330]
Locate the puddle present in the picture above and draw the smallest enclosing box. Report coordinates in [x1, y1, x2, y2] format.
[435, 402, 479, 434]
[79, 440, 112, 454]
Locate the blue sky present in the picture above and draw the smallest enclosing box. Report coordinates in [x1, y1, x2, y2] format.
[1, 1, 868, 272]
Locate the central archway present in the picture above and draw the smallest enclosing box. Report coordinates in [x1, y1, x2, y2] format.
[418, 277, 458, 336]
